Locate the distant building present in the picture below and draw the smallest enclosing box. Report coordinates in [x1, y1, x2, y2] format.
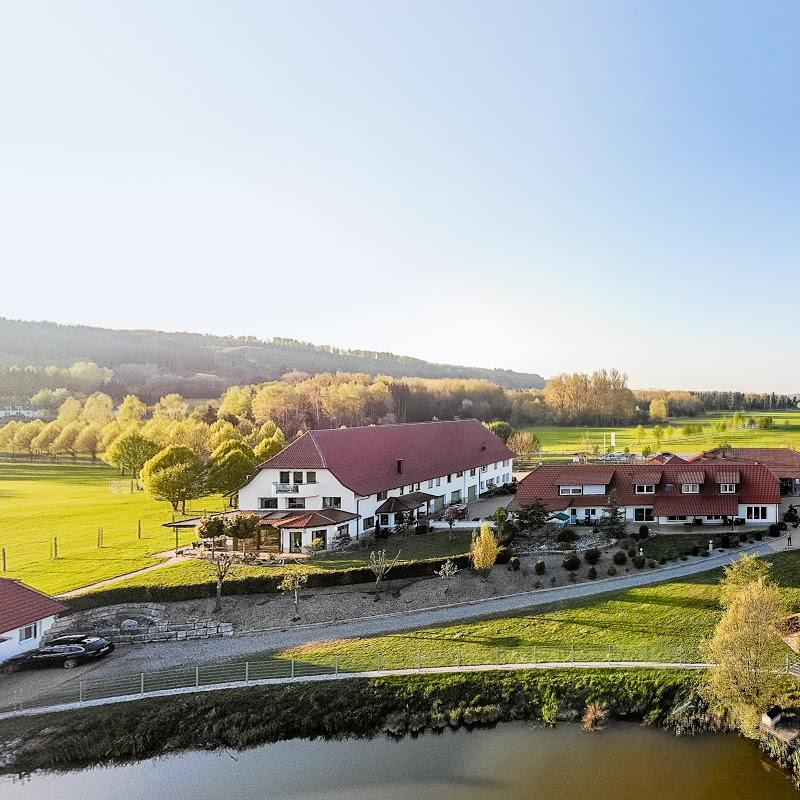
[0, 404, 44, 420]
[0, 579, 66, 663]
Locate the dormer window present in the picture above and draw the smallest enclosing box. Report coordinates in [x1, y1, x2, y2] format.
[682, 483, 700, 494]
[635, 484, 655, 494]
[559, 486, 583, 495]
[720, 483, 736, 494]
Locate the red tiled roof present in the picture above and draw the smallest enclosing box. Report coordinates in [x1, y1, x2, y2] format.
[715, 471, 741, 484]
[509, 461, 779, 513]
[690, 447, 800, 466]
[652, 495, 738, 517]
[271, 509, 359, 530]
[257, 420, 514, 497]
[554, 466, 616, 485]
[647, 453, 688, 465]
[0, 579, 65, 635]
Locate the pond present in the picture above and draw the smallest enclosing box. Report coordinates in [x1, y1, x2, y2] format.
[2, 721, 796, 799]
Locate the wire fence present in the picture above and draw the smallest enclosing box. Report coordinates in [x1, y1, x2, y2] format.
[1, 642, 712, 715]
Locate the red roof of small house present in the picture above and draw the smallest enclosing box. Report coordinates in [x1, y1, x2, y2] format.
[509, 462, 779, 514]
[270, 509, 359, 530]
[256, 420, 515, 497]
[647, 453, 688, 465]
[0, 579, 65, 635]
[689, 447, 800, 466]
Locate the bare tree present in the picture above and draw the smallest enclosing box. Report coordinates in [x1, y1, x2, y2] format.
[435, 559, 459, 579]
[207, 553, 236, 612]
[442, 507, 458, 543]
[369, 549, 401, 599]
[279, 571, 309, 618]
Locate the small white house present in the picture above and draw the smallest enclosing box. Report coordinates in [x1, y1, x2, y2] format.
[0, 578, 66, 663]
[0, 405, 44, 420]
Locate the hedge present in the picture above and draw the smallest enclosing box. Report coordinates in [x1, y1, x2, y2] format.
[66, 547, 512, 612]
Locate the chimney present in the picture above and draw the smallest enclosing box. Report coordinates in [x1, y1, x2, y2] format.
[397, 458, 404, 474]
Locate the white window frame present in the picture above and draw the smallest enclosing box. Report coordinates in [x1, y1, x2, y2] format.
[635, 484, 655, 494]
[720, 484, 736, 494]
[559, 486, 583, 496]
[19, 622, 39, 642]
[682, 484, 700, 494]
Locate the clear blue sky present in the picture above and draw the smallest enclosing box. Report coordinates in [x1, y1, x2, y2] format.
[1, 2, 798, 392]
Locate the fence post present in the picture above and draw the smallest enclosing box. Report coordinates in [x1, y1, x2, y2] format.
[533, 645, 536, 664]
[607, 644, 611, 663]
[195, 666, 200, 687]
[245, 661, 250, 683]
[334, 656, 339, 675]
[140, 673, 145, 694]
[138, 520, 142, 540]
[1, 547, 6, 571]
[457, 649, 461, 669]
[290, 659, 295, 678]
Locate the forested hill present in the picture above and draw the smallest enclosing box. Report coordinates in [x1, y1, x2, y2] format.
[0, 318, 545, 391]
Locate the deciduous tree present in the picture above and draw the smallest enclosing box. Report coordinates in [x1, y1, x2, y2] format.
[105, 431, 160, 478]
[471, 523, 500, 575]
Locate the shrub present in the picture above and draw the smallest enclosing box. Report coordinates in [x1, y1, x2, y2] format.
[587, 566, 597, 580]
[739, 532, 747, 543]
[562, 553, 581, 571]
[659, 556, 667, 564]
[627, 546, 637, 558]
[647, 559, 657, 569]
[720, 534, 731, 548]
[690, 545, 699, 556]
[638, 525, 649, 539]
[606, 566, 617, 577]
[754, 531, 763, 541]
[508, 556, 521, 572]
[556, 529, 579, 543]
[534, 560, 546, 576]
[768, 524, 780, 538]
[701, 550, 709, 557]
[632, 554, 646, 569]
[584, 547, 601, 566]
[568, 572, 577, 583]
[612, 550, 628, 566]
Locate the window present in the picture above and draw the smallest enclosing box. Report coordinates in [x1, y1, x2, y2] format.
[19, 622, 38, 642]
[559, 486, 583, 495]
[682, 484, 700, 494]
[279, 471, 290, 484]
[480, 481, 485, 491]
[435, 477, 441, 487]
[428, 479, 434, 489]
[457, 471, 463, 478]
[312, 530, 328, 549]
[451, 489, 461, 503]
[634, 508, 654, 522]
[747, 506, 768, 520]
[481, 465, 487, 473]
[293, 471, 304, 485]
[363, 516, 375, 531]
[469, 469, 476, 477]
[635, 485, 655, 494]
[667, 515, 688, 521]
[706, 515, 722, 521]
[306, 471, 317, 484]
[414, 483, 420, 491]
[379, 514, 390, 526]
[447, 474, 452, 483]
[337, 523, 349, 536]
[377, 490, 388, 501]
[503, 459, 509, 467]
[286, 497, 306, 509]
[259, 497, 278, 509]
[583, 508, 596, 517]
[322, 497, 341, 508]
[720, 484, 736, 494]
[569, 507, 577, 517]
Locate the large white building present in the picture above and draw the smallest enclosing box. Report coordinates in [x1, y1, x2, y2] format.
[236, 419, 514, 553]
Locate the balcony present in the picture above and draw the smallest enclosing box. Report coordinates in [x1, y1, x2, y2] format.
[273, 483, 300, 494]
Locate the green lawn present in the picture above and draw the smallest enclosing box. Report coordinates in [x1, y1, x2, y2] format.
[522, 410, 800, 455]
[0, 463, 225, 595]
[273, 551, 800, 672]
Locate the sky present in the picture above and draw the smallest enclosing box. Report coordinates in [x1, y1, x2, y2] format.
[1, 1, 799, 392]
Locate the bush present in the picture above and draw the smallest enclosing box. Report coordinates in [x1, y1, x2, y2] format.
[508, 556, 521, 572]
[701, 550, 709, 557]
[627, 546, 637, 558]
[606, 566, 617, 577]
[534, 560, 546, 576]
[587, 566, 597, 580]
[720, 534, 731, 548]
[739, 532, 747, 543]
[638, 525, 649, 539]
[562, 553, 581, 571]
[690, 545, 699, 556]
[557, 529, 579, 543]
[647, 559, 657, 569]
[754, 531, 763, 541]
[613, 550, 628, 566]
[632, 554, 646, 569]
[584, 547, 601, 566]
[659, 556, 667, 565]
[768, 524, 781, 538]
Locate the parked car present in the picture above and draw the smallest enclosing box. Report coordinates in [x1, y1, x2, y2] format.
[446, 503, 469, 520]
[2, 635, 115, 672]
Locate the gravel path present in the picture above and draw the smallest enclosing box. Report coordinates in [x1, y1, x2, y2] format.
[1, 541, 776, 710]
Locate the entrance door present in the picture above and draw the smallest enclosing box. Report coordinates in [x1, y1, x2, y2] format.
[291, 531, 303, 552]
[467, 485, 478, 502]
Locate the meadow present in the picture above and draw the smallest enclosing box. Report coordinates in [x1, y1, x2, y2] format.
[0, 463, 225, 595]
[273, 551, 800, 671]
[522, 410, 800, 456]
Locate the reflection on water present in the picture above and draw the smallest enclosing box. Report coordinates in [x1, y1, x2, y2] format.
[2, 722, 796, 800]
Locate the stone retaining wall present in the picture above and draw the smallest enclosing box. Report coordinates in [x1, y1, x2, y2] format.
[46, 603, 234, 644]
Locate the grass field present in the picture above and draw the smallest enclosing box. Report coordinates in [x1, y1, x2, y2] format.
[272, 551, 800, 671]
[0, 463, 225, 595]
[522, 410, 800, 456]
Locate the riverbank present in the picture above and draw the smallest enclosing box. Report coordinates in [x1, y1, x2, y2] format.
[0, 668, 708, 774]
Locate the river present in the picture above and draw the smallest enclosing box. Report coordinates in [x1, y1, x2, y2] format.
[1, 722, 796, 799]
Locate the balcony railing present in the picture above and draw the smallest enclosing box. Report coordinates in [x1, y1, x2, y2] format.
[274, 483, 299, 494]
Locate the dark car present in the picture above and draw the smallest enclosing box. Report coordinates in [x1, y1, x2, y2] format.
[3, 635, 115, 672]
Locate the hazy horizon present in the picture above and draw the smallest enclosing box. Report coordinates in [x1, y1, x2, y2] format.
[2, 3, 799, 393]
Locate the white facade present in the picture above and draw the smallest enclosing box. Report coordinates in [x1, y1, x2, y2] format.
[0, 405, 43, 420]
[239, 458, 514, 551]
[0, 614, 57, 663]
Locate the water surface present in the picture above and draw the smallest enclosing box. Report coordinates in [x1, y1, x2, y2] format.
[2, 722, 795, 799]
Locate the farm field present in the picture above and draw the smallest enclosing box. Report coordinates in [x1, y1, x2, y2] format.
[522, 410, 800, 456]
[275, 550, 800, 671]
[0, 463, 225, 595]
